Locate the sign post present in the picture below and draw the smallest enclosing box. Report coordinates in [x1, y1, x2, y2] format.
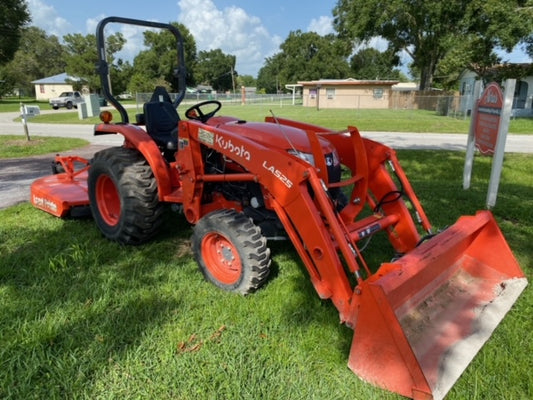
[20, 102, 31, 141]
[462, 79, 516, 208]
[463, 80, 483, 189]
[486, 79, 515, 208]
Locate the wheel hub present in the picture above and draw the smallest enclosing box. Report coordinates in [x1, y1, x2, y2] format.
[202, 233, 242, 285]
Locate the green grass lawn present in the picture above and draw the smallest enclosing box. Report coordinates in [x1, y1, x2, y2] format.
[0, 135, 89, 158]
[0, 97, 50, 112]
[2, 99, 532, 134]
[1, 150, 531, 399]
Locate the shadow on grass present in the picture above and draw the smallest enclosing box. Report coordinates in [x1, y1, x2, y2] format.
[0, 208, 196, 398]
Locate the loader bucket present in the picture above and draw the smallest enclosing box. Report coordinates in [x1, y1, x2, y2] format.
[348, 211, 527, 400]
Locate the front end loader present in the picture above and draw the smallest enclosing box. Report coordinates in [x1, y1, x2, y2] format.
[30, 17, 527, 400]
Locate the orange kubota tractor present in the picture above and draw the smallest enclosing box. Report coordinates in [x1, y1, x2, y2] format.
[31, 17, 527, 400]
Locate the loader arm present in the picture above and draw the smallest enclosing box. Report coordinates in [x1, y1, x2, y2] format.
[176, 118, 433, 322]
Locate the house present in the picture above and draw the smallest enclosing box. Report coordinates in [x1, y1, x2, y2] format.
[459, 65, 533, 117]
[297, 78, 399, 109]
[31, 72, 86, 101]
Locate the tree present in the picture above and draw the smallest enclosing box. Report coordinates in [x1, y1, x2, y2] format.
[195, 49, 236, 92]
[111, 59, 134, 95]
[0, 0, 31, 65]
[350, 48, 402, 80]
[63, 32, 125, 92]
[257, 30, 350, 93]
[333, 0, 533, 90]
[132, 22, 197, 92]
[279, 30, 350, 82]
[256, 53, 283, 93]
[1, 26, 65, 96]
[237, 75, 256, 88]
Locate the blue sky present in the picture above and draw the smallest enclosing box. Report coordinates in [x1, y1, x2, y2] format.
[26, 0, 531, 78]
[26, 0, 337, 76]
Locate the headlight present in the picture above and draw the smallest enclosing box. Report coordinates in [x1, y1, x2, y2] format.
[287, 149, 340, 167]
[287, 149, 315, 166]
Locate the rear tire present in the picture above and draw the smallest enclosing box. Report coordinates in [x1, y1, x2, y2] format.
[88, 147, 163, 244]
[192, 210, 271, 294]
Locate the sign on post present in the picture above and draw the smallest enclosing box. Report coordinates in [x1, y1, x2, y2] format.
[474, 82, 503, 155]
[463, 79, 516, 209]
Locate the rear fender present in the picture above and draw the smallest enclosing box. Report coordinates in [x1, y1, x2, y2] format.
[94, 123, 172, 198]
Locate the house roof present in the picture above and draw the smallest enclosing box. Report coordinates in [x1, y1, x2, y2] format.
[391, 82, 419, 91]
[31, 72, 80, 84]
[297, 78, 399, 87]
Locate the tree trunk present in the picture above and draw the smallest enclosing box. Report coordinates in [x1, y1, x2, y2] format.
[419, 63, 435, 91]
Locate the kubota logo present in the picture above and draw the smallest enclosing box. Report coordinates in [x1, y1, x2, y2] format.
[215, 134, 251, 161]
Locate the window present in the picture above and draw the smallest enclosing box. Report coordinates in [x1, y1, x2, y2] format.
[40, 85, 45, 94]
[309, 89, 317, 99]
[373, 88, 384, 99]
[326, 88, 335, 99]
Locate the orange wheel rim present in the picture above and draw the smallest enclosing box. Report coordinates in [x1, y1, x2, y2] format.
[95, 174, 121, 226]
[201, 232, 242, 285]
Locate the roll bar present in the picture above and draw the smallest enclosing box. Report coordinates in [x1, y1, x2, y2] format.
[95, 16, 187, 123]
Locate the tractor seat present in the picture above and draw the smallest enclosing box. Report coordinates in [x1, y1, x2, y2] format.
[143, 86, 180, 150]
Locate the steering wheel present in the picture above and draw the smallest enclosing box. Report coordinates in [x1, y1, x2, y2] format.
[185, 100, 222, 123]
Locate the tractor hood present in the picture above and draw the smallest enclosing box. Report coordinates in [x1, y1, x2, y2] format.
[207, 116, 336, 155]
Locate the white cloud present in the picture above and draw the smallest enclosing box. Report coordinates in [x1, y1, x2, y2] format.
[93, 18, 151, 63]
[26, 0, 73, 38]
[354, 36, 389, 53]
[307, 16, 334, 36]
[177, 0, 281, 76]
[85, 15, 106, 36]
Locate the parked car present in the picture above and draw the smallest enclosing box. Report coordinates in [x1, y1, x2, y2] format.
[49, 91, 84, 110]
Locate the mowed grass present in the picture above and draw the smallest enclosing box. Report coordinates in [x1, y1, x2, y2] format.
[0, 135, 89, 158]
[1, 150, 532, 399]
[8, 101, 532, 134]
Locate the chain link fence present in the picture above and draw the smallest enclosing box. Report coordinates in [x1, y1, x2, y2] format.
[131, 90, 531, 119]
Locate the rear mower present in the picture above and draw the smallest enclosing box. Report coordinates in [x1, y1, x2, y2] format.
[30, 17, 527, 400]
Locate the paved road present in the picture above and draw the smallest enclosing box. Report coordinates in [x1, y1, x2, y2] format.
[0, 110, 123, 146]
[2, 109, 533, 151]
[1, 109, 532, 209]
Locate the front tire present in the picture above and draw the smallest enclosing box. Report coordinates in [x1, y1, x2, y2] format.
[88, 147, 163, 244]
[192, 210, 271, 294]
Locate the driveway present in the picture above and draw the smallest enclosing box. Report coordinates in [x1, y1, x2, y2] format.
[0, 144, 110, 209]
[0, 109, 123, 209]
[1, 109, 532, 210]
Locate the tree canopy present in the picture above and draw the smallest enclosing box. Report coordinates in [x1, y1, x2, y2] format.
[195, 49, 236, 92]
[0, 27, 65, 96]
[63, 32, 125, 92]
[4, 4, 532, 98]
[333, 0, 533, 90]
[350, 48, 402, 80]
[257, 30, 350, 93]
[131, 23, 197, 93]
[0, 0, 31, 65]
